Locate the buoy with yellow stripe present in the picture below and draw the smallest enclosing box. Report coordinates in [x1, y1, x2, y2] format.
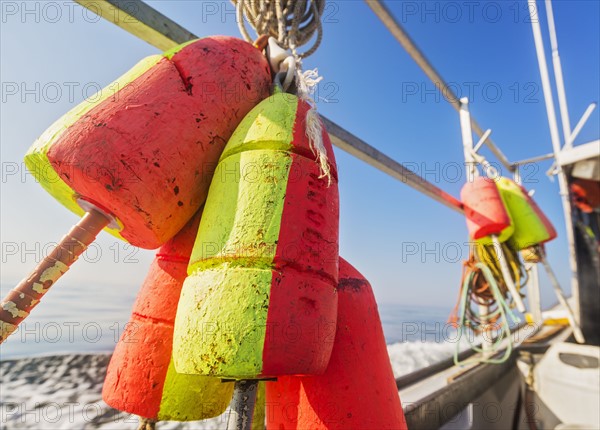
[496, 177, 557, 249]
[265, 258, 407, 430]
[0, 36, 272, 343]
[460, 176, 526, 312]
[102, 211, 234, 421]
[173, 89, 339, 379]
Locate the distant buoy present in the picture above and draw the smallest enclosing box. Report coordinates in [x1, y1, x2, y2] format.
[571, 178, 600, 213]
[460, 176, 513, 244]
[173, 91, 339, 379]
[517, 182, 557, 242]
[265, 258, 407, 430]
[496, 177, 556, 249]
[102, 212, 233, 421]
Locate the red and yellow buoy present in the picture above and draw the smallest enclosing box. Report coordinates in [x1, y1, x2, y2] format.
[173, 90, 339, 379]
[0, 36, 272, 342]
[496, 177, 556, 249]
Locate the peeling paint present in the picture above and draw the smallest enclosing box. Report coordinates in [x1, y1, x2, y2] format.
[0, 321, 17, 339]
[32, 282, 49, 294]
[39, 261, 69, 284]
[2, 301, 29, 319]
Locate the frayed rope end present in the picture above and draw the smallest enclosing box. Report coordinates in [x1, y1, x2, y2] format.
[296, 68, 332, 185]
[305, 107, 332, 185]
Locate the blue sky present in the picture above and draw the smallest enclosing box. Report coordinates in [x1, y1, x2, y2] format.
[1, 1, 598, 309]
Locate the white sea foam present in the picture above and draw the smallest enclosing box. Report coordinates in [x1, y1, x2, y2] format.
[0, 342, 458, 429]
[387, 341, 456, 377]
[0, 354, 229, 429]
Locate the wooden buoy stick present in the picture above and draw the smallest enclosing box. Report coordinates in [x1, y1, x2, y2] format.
[227, 380, 259, 430]
[0, 210, 110, 343]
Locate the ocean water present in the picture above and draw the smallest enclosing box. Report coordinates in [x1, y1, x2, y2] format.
[0, 283, 457, 377]
[0, 283, 462, 429]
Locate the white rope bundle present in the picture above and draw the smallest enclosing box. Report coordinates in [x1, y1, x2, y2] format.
[232, 0, 331, 182]
[232, 0, 324, 58]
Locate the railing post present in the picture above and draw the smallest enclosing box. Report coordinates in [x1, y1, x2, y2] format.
[460, 98, 491, 357]
[528, 0, 580, 324]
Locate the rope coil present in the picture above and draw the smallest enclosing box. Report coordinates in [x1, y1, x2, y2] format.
[449, 241, 525, 366]
[232, 0, 325, 58]
[452, 260, 520, 366]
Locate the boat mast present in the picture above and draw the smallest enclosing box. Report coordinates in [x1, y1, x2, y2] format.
[545, 0, 572, 148]
[528, 0, 580, 322]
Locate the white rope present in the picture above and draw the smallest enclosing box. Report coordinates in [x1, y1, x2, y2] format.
[231, 0, 324, 58]
[295, 67, 331, 182]
[233, 0, 332, 182]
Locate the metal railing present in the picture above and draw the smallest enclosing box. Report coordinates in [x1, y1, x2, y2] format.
[74, 0, 466, 215]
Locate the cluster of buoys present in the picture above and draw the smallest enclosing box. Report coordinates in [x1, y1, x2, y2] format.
[460, 175, 557, 313]
[455, 174, 559, 363]
[459, 173, 589, 347]
[3, 36, 407, 429]
[0, 36, 272, 341]
[461, 176, 556, 249]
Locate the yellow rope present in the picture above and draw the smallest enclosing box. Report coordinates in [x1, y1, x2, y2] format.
[475, 241, 527, 299]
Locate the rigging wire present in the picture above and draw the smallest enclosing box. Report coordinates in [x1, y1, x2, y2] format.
[365, 0, 514, 172]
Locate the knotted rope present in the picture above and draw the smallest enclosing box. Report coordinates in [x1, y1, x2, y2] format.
[232, 0, 331, 183]
[232, 0, 325, 58]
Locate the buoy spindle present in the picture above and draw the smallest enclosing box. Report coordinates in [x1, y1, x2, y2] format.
[227, 380, 259, 430]
[0, 210, 110, 343]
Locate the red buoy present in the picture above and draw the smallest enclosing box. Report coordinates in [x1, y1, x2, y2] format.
[102, 211, 233, 421]
[265, 258, 406, 430]
[460, 176, 513, 243]
[571, 178, 600, 213]
[27, 36, 271, 249]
